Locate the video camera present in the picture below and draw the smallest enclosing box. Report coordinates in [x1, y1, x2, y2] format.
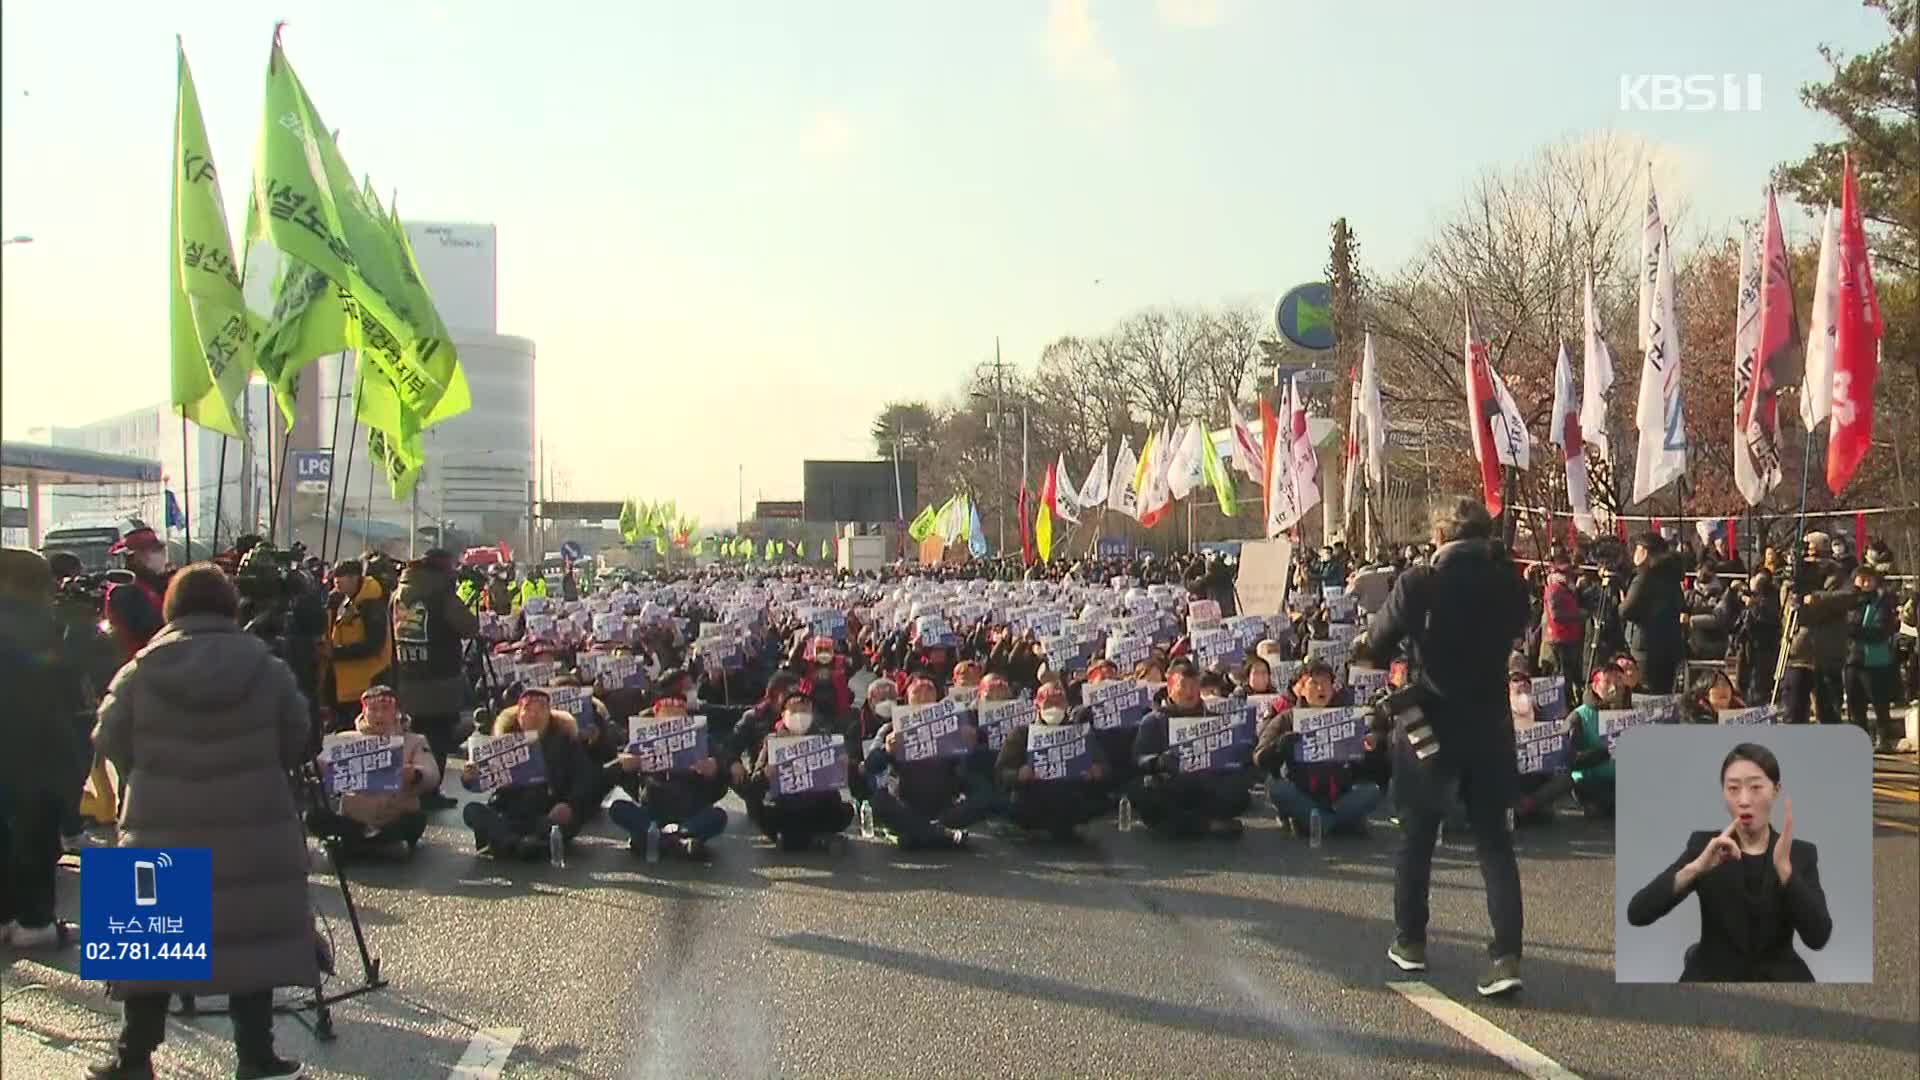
[56, 568, 133, 605]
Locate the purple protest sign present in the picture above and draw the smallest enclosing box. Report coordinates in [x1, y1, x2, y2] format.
[896, 700, 970, 763]
[1085, 680, 1150, 732]
[468, 731, 548, 792]
[1027, 723, 1092, 782]
[626, 714, 710, 772]
[1291, 706, 1369, 764]
[769, 734, 847, 797]
[1169, 708, 1254, 773]
[318, 734, 405, 796]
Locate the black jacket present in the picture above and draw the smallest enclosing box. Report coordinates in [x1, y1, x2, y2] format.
[1620, 552, 1685, 671]
[0, 597, 87, 800]
[470, 723, 598, 832]
[1131, 701, 1257, 795]
[1626, 829, 1831, 982]
[603, 744, 729, 824]
[995, 719, 1110, 790]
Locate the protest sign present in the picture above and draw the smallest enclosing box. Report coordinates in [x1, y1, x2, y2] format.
[1169, 708, 1254, 773]
[1187, 598, 1222, 630]
[769, 733, 847, 797]
[1719, 704, 1784, 725]
[1631, 694, 1684, 725]
[1515, 721, 1570, 773]
[896, 700, 970, 762]
[1597, 707, 1659, 753]
[524, 613, 556, 640]
[1322, 585, 1345, 602]
[1028, 609, 1065, 639]
[1041, 633, 1087, 674]
[468, 731, 547, 792]
[1085, 679, 1151, 732]
[593, 654, 648, 693]
[1347, 666, 1390, 701]
[980, 699, 1036, 751]
[1530, 677, 1569, 724]
[807, 608, 848, 643]
[1305, 638, 1352, 685]
[1105, 633, 1152, 673]
[513, 660, 559, 691]
[1292, 706, 1369, 764]
[1191, 626, 1240, 669]
[625, 714, 710, 772]
[1028, 723, 1093, 782]
[544, 685, 596, 732]
[318, 733, 405, 795]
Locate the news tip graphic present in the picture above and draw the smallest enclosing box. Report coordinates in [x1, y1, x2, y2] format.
[80, 849, 212, 981]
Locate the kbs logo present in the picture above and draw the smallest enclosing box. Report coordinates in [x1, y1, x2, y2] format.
[1619, 74, 1763, 112]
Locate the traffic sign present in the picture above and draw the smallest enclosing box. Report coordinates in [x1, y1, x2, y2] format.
[560, 540, 583, 563]
[292, 451, 332, 493]
[1275, 283, 1336, 351]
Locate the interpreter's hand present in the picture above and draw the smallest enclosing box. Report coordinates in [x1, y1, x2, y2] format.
[547, 803, 574, 828]
[461, 762, 479, 786]
[730, 762, 747, 787]
[693, 757, 719, 780]
[1018, 765, 1036, 784]
[617, 752, 645, 774]
[1773, 797, 1794, 886]
[1690, 821, 1741, 878]
[1086, 763, 1106, 783]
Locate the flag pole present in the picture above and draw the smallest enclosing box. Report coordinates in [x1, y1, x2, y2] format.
[320, 354, 349, 560]
[264, 403, 275, 543]
[331, 391, 361, 564]
[272, 421, 293, 547]
[179, 415, 192, 559]
[211, 435, 229, 558]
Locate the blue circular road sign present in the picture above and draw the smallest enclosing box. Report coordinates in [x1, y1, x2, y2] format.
[1275, 282, 1336, 351]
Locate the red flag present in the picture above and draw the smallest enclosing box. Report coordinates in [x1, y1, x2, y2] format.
[1615, 518, 1628, 542]
[1041, 461, 1060, 514]
[1725, 518, 1737, 557]
[1741, 188, 1800, 478]
[1463, 298, 1505, 515]
[1855, 512, 1867, 558]
[1260, 396, 1279, 521]
[1650, 517, 1662, 534]
[1826, 152, 1883, 493]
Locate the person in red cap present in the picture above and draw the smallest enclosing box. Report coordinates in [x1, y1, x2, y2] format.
[305, 686, 438, 858]
[104, 526, 170, 661]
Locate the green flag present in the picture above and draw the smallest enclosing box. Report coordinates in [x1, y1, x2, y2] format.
[908, 504, 937, 543]
[170, 41, 255, 438]
[367, 423, 421, 502]
[1201, 424, 1238, 516]
[820, 539, 830, 561]
[693, 538, 705, 557]
[618, 499, 639, 545]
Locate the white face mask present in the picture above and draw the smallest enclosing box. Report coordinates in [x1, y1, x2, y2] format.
[1040, 706, 1067, 725]
[1510, 692, 1532, 716]
[137, 551, 166, 575]
[784, 711, 814, 734]
[871, 699, 894, 718]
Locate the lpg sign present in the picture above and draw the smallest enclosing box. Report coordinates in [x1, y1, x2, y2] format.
[293, 451, 333, 493]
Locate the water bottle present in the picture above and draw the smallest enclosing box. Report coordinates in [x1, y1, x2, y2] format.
[858, 801, 876, 840]
[548, 824, 565, 868]
[1117, 796, 1135, 833]
[1309, 809, 1324, 849]
[645, 823, 661, 864]
[1435, 820, 1445, 847]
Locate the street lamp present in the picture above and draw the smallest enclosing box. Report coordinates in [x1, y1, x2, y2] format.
[2, 235, 32, 246]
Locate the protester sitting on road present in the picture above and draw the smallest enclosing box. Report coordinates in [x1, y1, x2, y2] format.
[748, 689, 855, 852]
[997, 682, 1109, 841]
[459, 688, 597, 860]
[307, 685, 438, 858]
[727, 672, 802, 828]
[848, 677, 897, 802]
[1568, 664, 1627, 818]
[604, 694, 728, 861]
[1234, 653, 1279, 701]
[1130, 665, 1256, 838]
[863, 678, 985, 850]
[950, 659, 985, 698]
[1688, 671, 1745, 724]
[1508, 672, 1572, 825]
[1254, 659, 1386, 837]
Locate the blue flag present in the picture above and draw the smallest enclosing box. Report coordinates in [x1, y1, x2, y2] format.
[968, 503, 988, 558]
[165, 490, 186, 529]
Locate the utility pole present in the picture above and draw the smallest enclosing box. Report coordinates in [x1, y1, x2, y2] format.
[737, 464, 744, 526]
[979, 337, 1015, 555]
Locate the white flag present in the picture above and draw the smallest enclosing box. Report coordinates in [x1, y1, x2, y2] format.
[1080, 443, 1110, 508]
[1357, 332, 1387, 486]
[1342, 364, 1363, 523]
[1549, 342, 1597, 535]
[1052, 452, 1081, 523]
[1632, 175, 1687, 503]
[1488, 363, 1531, 470]
[1267, 377, 1319, 535]
[1107, 437, 1138, 518]
[1139, 424, 1176, 523]
[1227, 401, 1263, 481]
[1731, 218, 1770, 506]
[1800, 205, 1839, 432]
[1167, 421, 1207, 501]
[1580, 267, 1614, 464]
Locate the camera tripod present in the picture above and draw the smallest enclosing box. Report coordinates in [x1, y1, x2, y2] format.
[173, 769, 388, 1041]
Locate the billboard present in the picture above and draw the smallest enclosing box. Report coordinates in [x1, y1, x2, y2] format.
[402, 222, 497, 333]
[802, 460, 917, 524]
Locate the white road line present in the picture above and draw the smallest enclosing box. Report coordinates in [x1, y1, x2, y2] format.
[449, 1027, 521, 1080]
[1388, 981, 1582, 1080]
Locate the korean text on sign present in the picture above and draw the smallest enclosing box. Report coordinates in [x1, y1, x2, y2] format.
[897, 700, 970, 762]
[626, 714, 710, 772]
[1292, 706, 1369, 764]
[1027, 723, 1092, 782]
[979, 699, 1036, 752]
[469, 731, 547, 792]
[1169, 709, 1253, 773]
[769, 733, 846, 797]
[1515, 722, 1570, 774]
[1085, 680, 1150, 732]
[318, 733, 405, 795]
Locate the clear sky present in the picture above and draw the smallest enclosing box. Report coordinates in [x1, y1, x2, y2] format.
[0, 0, 1891, 527]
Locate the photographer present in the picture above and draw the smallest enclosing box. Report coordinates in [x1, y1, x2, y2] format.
[1844, 563, 1901, 752]
[1366, 497, 1531, 997]
[1780, 567, 1853, 725]
[1, 548, 85, 950]
[1620, 532, 1686, 694]
[324, 559, 394, 731]
[1734, 572, 1784, 704]
[392, 549, 479, 809]
[235, 548, 327, 746]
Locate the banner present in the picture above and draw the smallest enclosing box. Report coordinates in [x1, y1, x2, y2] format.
[1291, 706, 1368, 764]
[1305, 638, 1352, 686]
[593, 654, 648, 693]
[545, 685, 596, 733]
[1104, 634, 1152, 674]
[1529, 677, 1569, 725]
[1170, 707, 1254, 773]
[806, 608, 848, 643]
[1630, 693, 1684, 725]
[1085, 680, 1151, 732]
[317, 733, 405, 795]
[769, 733, 847, 796]
[625, 714, 709, 772]
[1040, 633, 1086, 674]
[1516, 721, 1570, 774]
[468, 731, 547, 792]
[1027, 723, 1093, 782]
[1192, 626, 1241, 669]
[1347, 666, 1390, 701]
[1187, 599, 1222, 627]
[1719, 704, 1784, 726]
[896, 700, 970, 762]
[1596, 707, 1660, 753]
[979, 699, 1036, 752]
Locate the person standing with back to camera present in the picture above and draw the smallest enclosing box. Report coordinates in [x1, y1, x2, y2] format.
[1626, 742, 1831, 981]
[1366, 497, 1532, 997]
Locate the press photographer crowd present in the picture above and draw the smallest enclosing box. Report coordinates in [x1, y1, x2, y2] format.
[2, 504, 1916, 1076]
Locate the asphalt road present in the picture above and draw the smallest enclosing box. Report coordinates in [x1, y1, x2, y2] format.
[6, 754, 1916, 1080]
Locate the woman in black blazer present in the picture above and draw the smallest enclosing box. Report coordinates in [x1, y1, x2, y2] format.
[1627, 742, 1833, 981]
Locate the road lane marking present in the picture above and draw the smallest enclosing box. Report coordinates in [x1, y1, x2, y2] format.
[449, 1027, 520, 1080]
[1388, 981, 1582, 1080]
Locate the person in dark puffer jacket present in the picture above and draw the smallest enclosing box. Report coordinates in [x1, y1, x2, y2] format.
[604, 694, 729, 860]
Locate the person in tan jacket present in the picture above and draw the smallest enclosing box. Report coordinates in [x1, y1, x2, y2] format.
[307, 685, 440, 858]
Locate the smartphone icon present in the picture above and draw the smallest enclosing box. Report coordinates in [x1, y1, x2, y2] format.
[134, 861, 158, 906]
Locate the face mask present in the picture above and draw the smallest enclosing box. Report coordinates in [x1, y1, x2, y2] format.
[1040, 706, 1067, 724]
[684, 689, 701, 709]
[138, 551, 166, 575]
[1510, 692, 1532, 714]
[872, 699, 894, 719]
[784, 711, 814, 734]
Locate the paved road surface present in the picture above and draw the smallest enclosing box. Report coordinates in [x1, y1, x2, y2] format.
[6, 755, 1916, 1079]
